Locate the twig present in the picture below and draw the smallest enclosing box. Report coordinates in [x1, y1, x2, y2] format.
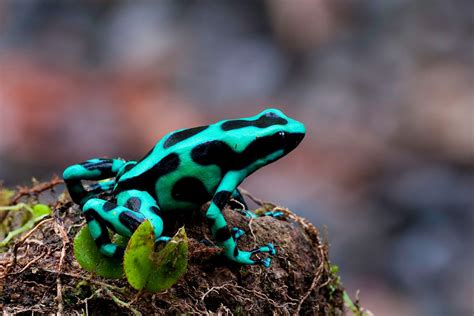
[293, 269, 324, 315]
[104, 288, 142, 316]
[40, 268, 126, 293]
[14, 248, 49, 274]
[4, 218, 55, 276]
[200, 282, 234, 301]
[248, 217, 257, 248]
[11, 175, 64, 204]
[54, 219, 69, 316]
[14, 218, 54, 247]
[238, 187, 265, 206]
[201, 282, 293, 309]
[82, 288, 104, 316]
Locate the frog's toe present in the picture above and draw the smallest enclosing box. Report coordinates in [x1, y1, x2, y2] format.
[156, 236, 171, 245]
[231, 227, 245, 240]
[251, 243, 277, 256]
[260, 257, 272, 268]
[234, 243, 277, 267]
[263, 211, 284, 218]
[235, 209, 258, 218]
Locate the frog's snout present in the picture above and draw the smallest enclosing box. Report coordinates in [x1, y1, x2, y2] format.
[284, 132, 305, 154]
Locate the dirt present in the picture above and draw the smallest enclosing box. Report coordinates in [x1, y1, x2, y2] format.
[0, 183, 344, 315]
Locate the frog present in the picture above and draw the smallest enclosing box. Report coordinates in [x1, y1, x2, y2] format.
[63, 108, 305, 267]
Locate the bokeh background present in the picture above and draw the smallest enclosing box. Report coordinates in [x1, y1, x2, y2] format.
[1, 1, 473, 315]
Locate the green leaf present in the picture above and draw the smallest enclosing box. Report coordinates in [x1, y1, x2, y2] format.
[0, 189, 14, 206]
[123, 221, 155, 290]
[123, 223, 189, 292]
[73, 226, 124, 279]
[145, 226, 188, 292]
[31, 204, 51, 219]
[0, 203, 51, 247]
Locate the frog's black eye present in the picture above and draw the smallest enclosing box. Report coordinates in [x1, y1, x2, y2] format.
[278, 131, 286, 139]
[265, 112, 278, 118]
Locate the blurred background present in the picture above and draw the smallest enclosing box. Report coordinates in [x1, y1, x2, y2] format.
[0, 1, 473, 314]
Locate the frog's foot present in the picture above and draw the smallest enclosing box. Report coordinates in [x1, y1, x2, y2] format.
[156, 236, 171, 245]
[236, 209, 284, 219]
[231, 227, 245, 240]
[261, 211, 284, 218]
[233, 209, 259, 219]
[99, 243, 125, 258]
[234, 243, 277, 268]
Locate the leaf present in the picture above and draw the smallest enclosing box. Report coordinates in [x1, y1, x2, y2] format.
[145, 226, 188, 292]
[73, 226, 124, 279]
[0, 189, 14, 206]
[31, 204, 51, 219]
[123, 223, 189, 292]
[0, 203, 51, 247]
[123, 221, 155, 290]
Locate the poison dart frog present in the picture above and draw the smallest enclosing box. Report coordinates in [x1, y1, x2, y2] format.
[63, 109, 305, 267]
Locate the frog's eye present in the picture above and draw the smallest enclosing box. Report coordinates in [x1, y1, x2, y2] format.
[278, 131, 286, 139]
[265, 112, 279, 118]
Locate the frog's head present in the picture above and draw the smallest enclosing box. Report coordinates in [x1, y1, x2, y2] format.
[256, 108, 306, 154]
[222, 108, 306, 171]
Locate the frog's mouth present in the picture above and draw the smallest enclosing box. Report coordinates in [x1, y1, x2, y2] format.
[283, 133, 305, 154]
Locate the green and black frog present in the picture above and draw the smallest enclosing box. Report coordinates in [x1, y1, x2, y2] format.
[63, 108, 305, 267]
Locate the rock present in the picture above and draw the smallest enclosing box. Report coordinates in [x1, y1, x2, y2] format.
[1, 194, 344, 315]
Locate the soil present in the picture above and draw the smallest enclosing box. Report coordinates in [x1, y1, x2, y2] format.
[0, 182, 344, 315]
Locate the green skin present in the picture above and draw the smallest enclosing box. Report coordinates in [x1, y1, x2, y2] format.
[63, 108, 305, 267]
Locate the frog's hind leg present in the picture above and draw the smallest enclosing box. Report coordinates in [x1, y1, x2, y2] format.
[88, 180, 115, 195]
[63, 158, 127, 205]
[116, 190, 167, 243]
[82, 197, 146, 257]
[82, 206, 124, 258]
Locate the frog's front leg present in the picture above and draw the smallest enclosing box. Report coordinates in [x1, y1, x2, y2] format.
[63, 158, 128, 205]
[206, 172, 276, 267]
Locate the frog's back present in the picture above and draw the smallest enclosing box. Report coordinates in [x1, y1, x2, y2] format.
[114, 123, 226, 211]
[114, 109, 305, 212]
